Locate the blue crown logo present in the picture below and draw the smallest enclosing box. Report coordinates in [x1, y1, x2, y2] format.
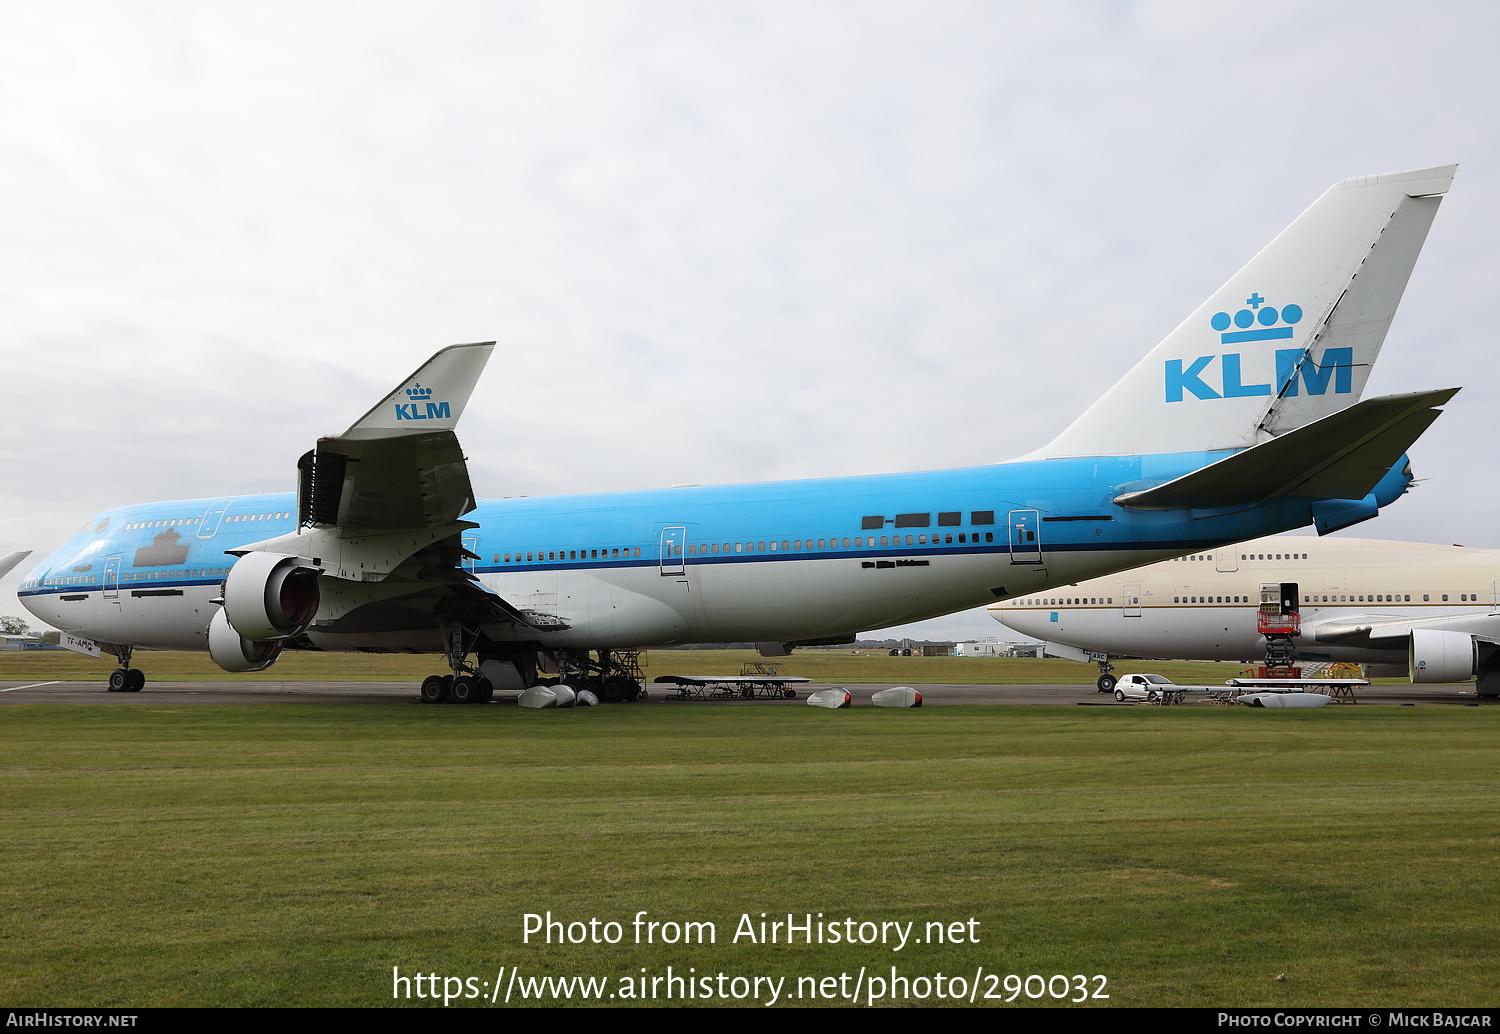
[405, 383, 434, 400]
[1210, 293, 1303, 344]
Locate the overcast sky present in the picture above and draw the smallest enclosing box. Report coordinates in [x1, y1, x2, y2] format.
[3, 1, 1497, 644]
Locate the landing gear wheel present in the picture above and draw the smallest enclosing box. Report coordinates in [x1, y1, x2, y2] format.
[1114, 689, 1126, 702]
[420, 675, 451, 704]
[475, 677, 494, 704]
[783, 687, 797, 699]
[600, 676, 630, 702]
[126, 669, 144, 692]
[451, 675, 481, 704]
[108, 669, 129, 692]
[622, 679, 642, 702]
[1097, 674, 1117, 693]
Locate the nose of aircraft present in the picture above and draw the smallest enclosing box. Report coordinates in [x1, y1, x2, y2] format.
[989, 604, 1050, 639]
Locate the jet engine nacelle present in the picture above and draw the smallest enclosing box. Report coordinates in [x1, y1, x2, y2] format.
[208, 607, 284, 672]
[1410, 628, 1476, 684]
[223, 551, 321, 641]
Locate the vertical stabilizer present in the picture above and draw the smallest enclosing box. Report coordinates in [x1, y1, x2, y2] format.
[1041, 166, 1455, 459]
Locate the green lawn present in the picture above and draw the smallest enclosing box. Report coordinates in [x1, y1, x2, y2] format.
[1, 703, 1495, 1007]
[0, 647, 1275, 686]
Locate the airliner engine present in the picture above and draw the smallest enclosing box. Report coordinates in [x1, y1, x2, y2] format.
[222, 551, 320, 641]
[1409, 628, 1476, 684]
[208, 607, 284, 672]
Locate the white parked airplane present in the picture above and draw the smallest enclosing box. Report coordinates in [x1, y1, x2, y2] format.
[17, 166, 1463, 703]
[989, 535, 1500, 695]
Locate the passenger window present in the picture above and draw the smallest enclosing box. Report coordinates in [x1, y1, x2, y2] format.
[768, 541, 777, 552]
[958, 533, 966, 543]
[905, 535, 913, 545]
[842, 538, 850, 548]
[985, 532, 993, 543]
[818, 539, 825, 549]
[880, 536, 889, 546]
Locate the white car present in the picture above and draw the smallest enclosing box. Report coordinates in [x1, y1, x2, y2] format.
[1113, 673, 1184, 703]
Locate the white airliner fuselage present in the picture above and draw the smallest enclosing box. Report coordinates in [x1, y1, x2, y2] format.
[990, 536, 1500, 693]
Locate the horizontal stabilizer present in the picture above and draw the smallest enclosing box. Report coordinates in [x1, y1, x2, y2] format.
[1114, 388, 1457, 510]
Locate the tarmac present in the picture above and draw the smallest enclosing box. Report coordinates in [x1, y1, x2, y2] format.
[0, 679, 1490, 706]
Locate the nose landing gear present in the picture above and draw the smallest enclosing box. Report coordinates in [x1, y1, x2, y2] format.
[106, 646, 145, 692]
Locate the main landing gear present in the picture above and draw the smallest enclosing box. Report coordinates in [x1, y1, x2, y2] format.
[106, 646, 145, 692]
[555, 649, 643, 702]
[419, 626, 494, 704]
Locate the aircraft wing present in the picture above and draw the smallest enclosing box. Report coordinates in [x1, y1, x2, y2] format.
[232, 343, 541, 633]
[299, 343, 493, 532]
[653, 675, 814, 685]
[1310, 611, 1500, 646]
[0, 550, 32, 581]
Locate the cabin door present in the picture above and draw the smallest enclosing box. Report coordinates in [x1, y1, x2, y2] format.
[659, 527, 686, 576]
[1122, 584, 1142, 617]
[197, 498, 236, 539]
[1008, 510, 1041, 564]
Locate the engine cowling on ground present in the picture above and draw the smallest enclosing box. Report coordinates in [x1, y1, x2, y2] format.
[1410, 628, 1476, 684]
[223, 551, 321, 641]
[208, 607, 284, 672]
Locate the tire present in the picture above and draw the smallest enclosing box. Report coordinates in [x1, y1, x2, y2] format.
[622, 679, 642, 702]
[601, 676, 629, 702]
[127, 669, 145, 692]
[108, 669, 128, 692]
[420, 675, 450, 704]
[476, 677, 494, 704]
[451, 675, 479, 704]
[1114, 689, 1125, 702]
[1097, 674, 1117, 693]
[1147, 690, 1159, 702]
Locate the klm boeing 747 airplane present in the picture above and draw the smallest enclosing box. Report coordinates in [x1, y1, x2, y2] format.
[18, 166, 1462, 703]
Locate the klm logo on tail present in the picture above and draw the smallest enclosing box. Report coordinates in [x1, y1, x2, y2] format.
[1166, 292, 1352, 402]
[394, 383, 452, 421]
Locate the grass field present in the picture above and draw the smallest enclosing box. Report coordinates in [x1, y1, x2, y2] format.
[0, 647, 1291, 687]
[2, 702, 1496, 1007]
